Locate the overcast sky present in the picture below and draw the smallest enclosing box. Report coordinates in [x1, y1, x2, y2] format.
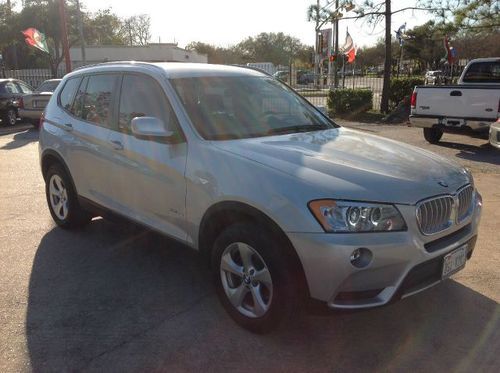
[83, 0, 433, 49]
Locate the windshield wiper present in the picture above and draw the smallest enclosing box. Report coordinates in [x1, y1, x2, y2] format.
[266, 124, 330, 135]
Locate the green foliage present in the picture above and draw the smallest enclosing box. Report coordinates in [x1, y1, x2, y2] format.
[327, 89, 373, 115]
[389, 77, 424, 108]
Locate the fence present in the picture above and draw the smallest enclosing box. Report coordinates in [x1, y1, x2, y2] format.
[1, 68, 65, 89]
[288, 73, 384, 111]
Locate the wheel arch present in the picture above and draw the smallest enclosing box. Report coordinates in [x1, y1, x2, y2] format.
[41, 149, 78, 195]
[198, 200, 310, 299]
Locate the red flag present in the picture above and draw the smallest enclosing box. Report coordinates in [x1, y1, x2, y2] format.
[341, 31, 356, 63]
[22, 28, 49, 53]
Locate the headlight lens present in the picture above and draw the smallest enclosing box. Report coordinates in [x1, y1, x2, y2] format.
[308, 200, 407, 233]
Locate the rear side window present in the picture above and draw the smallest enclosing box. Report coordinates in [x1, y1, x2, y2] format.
[463, 61, 500, 83]
[71, 74, 119, 127]
[118, 74, 180, 133]
[3, 82, 20, 94]
[59, 78, 81, 111]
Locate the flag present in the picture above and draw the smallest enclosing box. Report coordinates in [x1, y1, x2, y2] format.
[22, 28, 49, 54]
[395, 23, 406, 46]
[444, 36, 458, 64]
[341, 31, 356, 63]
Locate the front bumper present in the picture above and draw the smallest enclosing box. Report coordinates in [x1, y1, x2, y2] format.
[288, 196, 482, 309]
[409, 115, 491, 132]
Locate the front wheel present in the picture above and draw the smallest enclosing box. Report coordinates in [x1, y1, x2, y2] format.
[45, 164, 92, 229]
[212, 223, 300, 333]
[423, 127, 443, 144]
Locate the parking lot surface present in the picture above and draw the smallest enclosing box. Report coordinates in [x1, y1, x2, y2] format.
[0, 123, 499, 372]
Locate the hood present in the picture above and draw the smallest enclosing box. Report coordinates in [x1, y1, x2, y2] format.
[214, 128, 470, 204]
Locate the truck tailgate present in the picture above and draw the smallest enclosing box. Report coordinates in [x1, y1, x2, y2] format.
[415, 85, 499, 119]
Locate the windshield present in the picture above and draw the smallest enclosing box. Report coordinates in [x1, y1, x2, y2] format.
[170, 76, 335, 140]
[36, 80, 60, 92]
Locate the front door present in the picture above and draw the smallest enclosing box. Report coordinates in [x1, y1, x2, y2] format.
[107, 73, 188, 242]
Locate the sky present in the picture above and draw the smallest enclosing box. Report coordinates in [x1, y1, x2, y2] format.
[83, 0, 433, 49]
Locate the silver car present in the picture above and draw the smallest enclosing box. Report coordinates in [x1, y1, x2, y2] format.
[19, 79, 61, 127]
[39, 62, 482, 333]
[489, 119, 500, 149]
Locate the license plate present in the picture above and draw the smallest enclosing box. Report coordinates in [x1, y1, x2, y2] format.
[441, 118, 465, 127]
[442, 244, 467, 278]
[33, 100, 47, 108]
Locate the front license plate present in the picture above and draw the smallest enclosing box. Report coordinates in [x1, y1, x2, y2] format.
[442, 245, 467, 278]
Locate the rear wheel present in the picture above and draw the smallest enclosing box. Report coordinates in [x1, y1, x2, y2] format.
[2, 108, 17, 126]
[45, 163, 92, 229]
[423, 127, 443, 144]
[212, 222, 301, 333]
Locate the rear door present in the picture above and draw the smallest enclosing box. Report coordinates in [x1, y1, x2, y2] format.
[61, 73, 122, 207]
[107, 73, 188, 241]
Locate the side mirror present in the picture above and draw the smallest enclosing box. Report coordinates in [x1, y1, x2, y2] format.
[130, 116, 175, 140]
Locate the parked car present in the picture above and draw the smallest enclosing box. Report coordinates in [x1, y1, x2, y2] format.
[410, 58, 500, 143]
[39, 62, 482, 333]
[489, 118, 500, 149]
[424, 70, 444, 85]
[0, 79, 33, 126]
[19, 79, 61, 128]
[273, 70, 289, 83]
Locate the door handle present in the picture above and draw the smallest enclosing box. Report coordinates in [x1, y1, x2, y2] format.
[110, 140, 124, 150]
[62, 123, 73, 131]
[450, 90, 462, 96]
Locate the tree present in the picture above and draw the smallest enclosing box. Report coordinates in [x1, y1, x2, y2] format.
[84, 8, 126, 46]
[121, 14, 151, 46]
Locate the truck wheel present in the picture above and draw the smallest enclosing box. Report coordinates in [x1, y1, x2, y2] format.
[423, 128, 443, 144]
[211, 222, 301, 333]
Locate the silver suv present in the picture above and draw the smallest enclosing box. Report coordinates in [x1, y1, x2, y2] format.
[39, 62, 482, 333]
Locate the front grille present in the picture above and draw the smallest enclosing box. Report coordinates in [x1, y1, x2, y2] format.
[417, 196, 454, 235]
[457, 185, 474, 222]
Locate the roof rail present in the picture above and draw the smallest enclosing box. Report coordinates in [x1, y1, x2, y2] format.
[73, 60, 157, 72]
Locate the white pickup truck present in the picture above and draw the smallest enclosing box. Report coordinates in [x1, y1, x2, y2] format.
[410, 58, 500, 143]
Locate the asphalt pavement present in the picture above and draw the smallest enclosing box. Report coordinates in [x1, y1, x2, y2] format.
[0, 123, 498, 372]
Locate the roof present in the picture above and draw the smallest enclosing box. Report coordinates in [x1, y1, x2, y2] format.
[70, 61, 267, 79]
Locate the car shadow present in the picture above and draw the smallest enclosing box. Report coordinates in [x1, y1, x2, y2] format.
[437, 140, 500, 166]
[0, 128, 39, 150]
[27, 219, 500, 371]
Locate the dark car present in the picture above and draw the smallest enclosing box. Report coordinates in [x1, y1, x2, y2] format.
[0, 79, 33, 126]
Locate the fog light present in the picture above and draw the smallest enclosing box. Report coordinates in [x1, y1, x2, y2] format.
[350, 248, 373, 268]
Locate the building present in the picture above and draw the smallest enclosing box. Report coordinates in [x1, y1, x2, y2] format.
[69, 43, 208, 68]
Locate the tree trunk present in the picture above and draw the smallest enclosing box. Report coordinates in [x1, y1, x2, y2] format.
[380, 0, 392, 113]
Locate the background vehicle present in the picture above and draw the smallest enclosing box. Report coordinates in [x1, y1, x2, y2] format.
[424, 70, 444, 85]
[0, 79, 33, 126]
[489, 118, 500, 149]
[19, 79, 61, 128]
[410, 58, 500, 144]
[39, 62, 481, 333]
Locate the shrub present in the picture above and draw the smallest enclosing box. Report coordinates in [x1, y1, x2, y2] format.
[389, 77, 424, 109]
[327, 88, 373, 116]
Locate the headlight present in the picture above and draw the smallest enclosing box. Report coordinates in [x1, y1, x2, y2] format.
[308, 200, 407, 233]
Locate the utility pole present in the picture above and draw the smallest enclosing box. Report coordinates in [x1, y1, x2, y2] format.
[380, 0, 391, 113]
[58, 0, 72, 74]
[333, 0, 339, 88]
[76, 0, 86, 66]
[315, 0, 320, 86]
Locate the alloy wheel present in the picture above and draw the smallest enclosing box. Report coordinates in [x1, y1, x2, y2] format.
[49, 174, 69, 220]
[220, 242, 273, 318]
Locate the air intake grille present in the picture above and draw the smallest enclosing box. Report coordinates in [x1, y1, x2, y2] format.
[417, 196, 454, 235]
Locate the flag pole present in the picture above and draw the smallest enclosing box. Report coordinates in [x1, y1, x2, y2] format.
[58, 0, 72, 74]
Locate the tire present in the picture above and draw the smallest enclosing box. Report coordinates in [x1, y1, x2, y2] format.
[211, 222, 301, 333]
[423, 127, 443, 144]
[2, 108, 17, 126]
[45, 163, 92, 229]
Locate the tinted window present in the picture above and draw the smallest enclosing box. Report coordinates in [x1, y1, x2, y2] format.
[71, 76, 89, 118]
[17, 82, 33, 94]
[3, 82, 20, 94]
[118, 74, 179, 133]
[37, 80, 60, 93]
[77, 74, 118, 127]
[463, 61, 500, 83]
[59, 78, 81, 111]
